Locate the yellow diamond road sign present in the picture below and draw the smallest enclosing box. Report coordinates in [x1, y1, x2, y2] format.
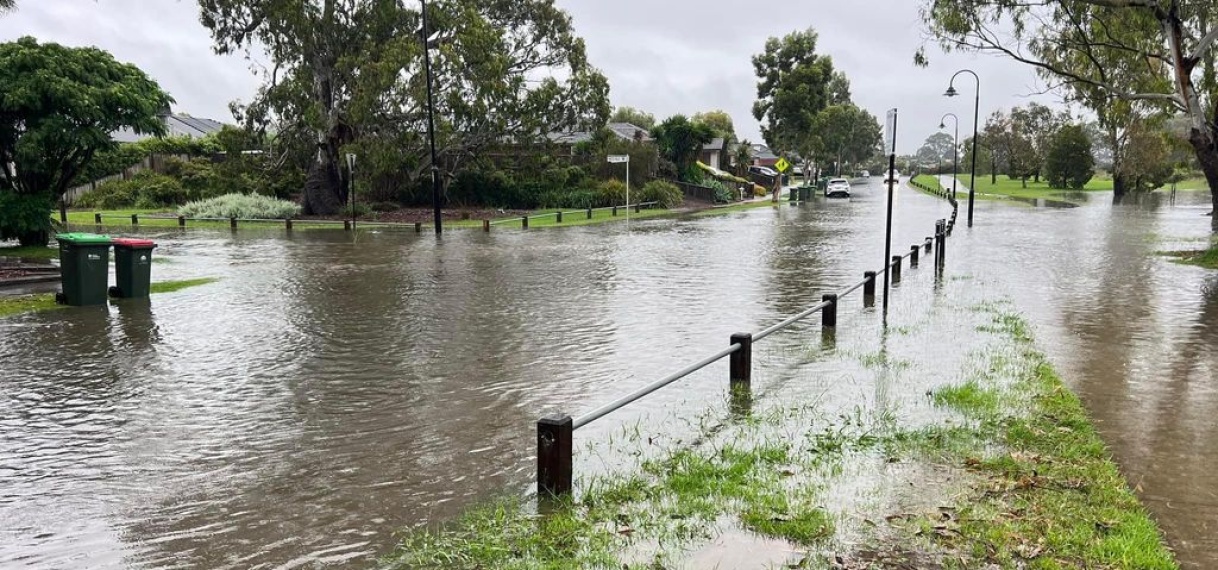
[774, 158, 791, 173]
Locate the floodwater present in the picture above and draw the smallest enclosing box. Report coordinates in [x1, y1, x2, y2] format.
[0, 179, 1215, 568]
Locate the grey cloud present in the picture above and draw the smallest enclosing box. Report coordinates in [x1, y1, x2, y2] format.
[1, 0, 1065, 154]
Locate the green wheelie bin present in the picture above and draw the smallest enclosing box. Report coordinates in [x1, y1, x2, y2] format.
[55, 233, 112, 306]
[109, 238, 157, 299]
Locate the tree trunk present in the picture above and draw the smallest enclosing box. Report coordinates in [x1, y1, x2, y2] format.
[1112, 173, 1128, 204]
[1189, 127, 1218, 226]
[302, 156, 345, 215]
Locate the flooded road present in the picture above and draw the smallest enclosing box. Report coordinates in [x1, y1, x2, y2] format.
[1, 180, 1215, 568]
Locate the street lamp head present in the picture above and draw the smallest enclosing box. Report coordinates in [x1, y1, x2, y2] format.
[944, 86, 959, 97]
[938, 122, 945, 129]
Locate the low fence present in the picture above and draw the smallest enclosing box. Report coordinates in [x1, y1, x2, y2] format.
[909, 177, 958, 204]
[536, 190, 960, 496]
[70, 202, 663, 234]
[671, 180, 719, 203]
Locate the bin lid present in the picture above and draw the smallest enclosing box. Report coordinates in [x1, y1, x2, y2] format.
[55, 232, 112, 245]
[111, 238, 157, 248]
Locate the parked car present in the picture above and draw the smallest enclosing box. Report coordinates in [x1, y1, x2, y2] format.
[883, 170, 901, 184]
[825, 178, 851, 198]
[749, 165, 779, 178]
[860, 170, 871, 178]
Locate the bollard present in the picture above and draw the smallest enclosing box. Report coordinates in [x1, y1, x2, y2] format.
[891, 256, 902, 283]
[587, 207, 593, 220]
[344, 220, 352, 231]
[925, 237, 933, 253]
[95, 213, 102, 225]
[178, 216, 186, 227]
[863, 271, 876, 297]
[612, 206, 618, 217]
[131, 214, 139, 226]
[556, 211, 563, 224]
[415, 222, 422, 233]
[635, 203, 641, 213]
[522, 216, 529, 229]
[231, 217, 238, 231]
[483, 219, 490, 232]
[285, 218, 293, 231]
[910, 245, 920, 267]
[729, 333, 752, 393]
[537, 414, 573, 497]
[59, 203, 67, 223]
[822, 294, 838, 328]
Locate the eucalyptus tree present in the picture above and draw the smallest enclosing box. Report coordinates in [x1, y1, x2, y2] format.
[199, 0, 609, 214]
[921, 0, 1218, 222]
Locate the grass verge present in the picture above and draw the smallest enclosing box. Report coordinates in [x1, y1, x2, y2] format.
[689, 198, 782, 218]
[1160, 244, 1218, 269]
[0, 244, 59, 260]
[383, 299, 1176, 568]
[956, 174, 1112, 203]
[0, 277, 219, 319]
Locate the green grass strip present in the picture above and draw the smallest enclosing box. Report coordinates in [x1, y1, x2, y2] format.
[0, 277, 219, 319]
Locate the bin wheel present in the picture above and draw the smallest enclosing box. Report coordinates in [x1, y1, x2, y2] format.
[54, 292, 66, 305]
[108, 286, 121, 298]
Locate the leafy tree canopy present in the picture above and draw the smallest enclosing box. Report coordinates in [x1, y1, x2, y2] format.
[692, 110, 736, 140]
[651, 115, 714, 182]
[199, 0, 610, 215]
[752, 28, 837, 156]
[0, 36, 170, 244]
[1045, 124, 1095, 189]
[610, 106, 656, 130]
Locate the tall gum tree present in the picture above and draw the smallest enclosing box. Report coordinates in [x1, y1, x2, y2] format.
[921, 0, 1218, 224]
[199, 0, 609, 215]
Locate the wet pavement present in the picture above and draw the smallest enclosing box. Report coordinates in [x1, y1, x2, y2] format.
[1, 180, 1215, 568]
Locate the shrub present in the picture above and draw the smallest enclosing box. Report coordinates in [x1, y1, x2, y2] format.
[178, 193, 302, 219]
[340, 203, 371, 218]
[1045, 124, 1095, 190]
[706, 179, 733, 203]
[0, 191, 54, 245]
[369, 201, 400, 212]
[640, 180, 683, 208]
[597, 179, 628, 205]
[76, 171, 188, 209]
[753, 184, 768, 197]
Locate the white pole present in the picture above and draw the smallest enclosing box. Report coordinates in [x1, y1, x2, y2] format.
[626, 160, 630, 228]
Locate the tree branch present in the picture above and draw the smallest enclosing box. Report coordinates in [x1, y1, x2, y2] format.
[1191, 27, 1218, 62]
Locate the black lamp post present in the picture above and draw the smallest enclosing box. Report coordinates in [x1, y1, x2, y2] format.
[421, 0, 442, 235]
[939, 113, 959, 205]
[945, 69, 980, 227]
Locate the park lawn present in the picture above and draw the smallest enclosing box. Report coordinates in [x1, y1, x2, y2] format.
[956, 175, 1112, 203]
[1163, 177, 1209, 192]
[0, 277, 218, 319]
[912, 174, 943, 191]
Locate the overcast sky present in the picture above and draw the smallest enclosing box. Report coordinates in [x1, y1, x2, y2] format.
[0, 0, 1064, 154]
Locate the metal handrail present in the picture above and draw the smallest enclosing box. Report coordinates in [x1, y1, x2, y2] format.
[753, 300, 832, 342]
[572, 342, 742, 429]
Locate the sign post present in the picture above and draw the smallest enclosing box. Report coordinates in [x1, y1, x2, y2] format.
[346, 153, 357, 231]
[608, 155, 630, 226]
[883, 109, 898, 313]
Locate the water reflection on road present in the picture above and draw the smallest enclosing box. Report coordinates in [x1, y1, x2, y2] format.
[1, 182, 1215, 568]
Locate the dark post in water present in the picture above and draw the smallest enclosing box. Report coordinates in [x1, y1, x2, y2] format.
[537, 415, 573, 497]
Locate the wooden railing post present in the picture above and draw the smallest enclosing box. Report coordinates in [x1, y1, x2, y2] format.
[344, 220, 352, 231]
[863, 271, 876, 297]
[537, 415, 573, 497]
[586, 207, 593, 220]
[729, 333, 752, 393]
[483, 219, 490, 232]
[94, 213, 102, 225]
[891, 256, 902, 283]
[925, 237, 933, 253]
[415, 222, 422, 233]
[612, 206, 618, 217]
[285, 218, 293, 231]
[131, 214, 139, 226]
[231, 217, 238, 231]
[556, 211, 563, 224]
[910, 245, 920, 267]
[178, 216, 186, 227]
[522, 216, 529, 229]
[822, 294, 838, 328]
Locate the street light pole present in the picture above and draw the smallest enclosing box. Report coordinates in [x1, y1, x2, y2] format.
[945, 69, 980, 227]
[939, 113, 959, 205]
[421, 0, 442, 235]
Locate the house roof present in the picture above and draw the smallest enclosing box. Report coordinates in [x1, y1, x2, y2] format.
[113, 113, 229, 143]
[702, 138, 726, 151]
[750, 144, 778, 160]
[547, 122, 653, 145]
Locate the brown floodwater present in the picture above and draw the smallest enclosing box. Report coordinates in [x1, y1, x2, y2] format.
[1, 180, 1214, 568]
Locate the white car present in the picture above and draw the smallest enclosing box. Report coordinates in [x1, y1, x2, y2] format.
[883, 171, 901, 184]
[825, 178, 851, 198]
[749, 165, 780, 178]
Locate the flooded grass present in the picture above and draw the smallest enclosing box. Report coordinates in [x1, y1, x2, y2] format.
[0, 278, 219, 319]
[0, 244, 59, 260]
[1160, 245, 1218, 269]
[382, 300, 1176, 569]
[689, 199, 781, 218]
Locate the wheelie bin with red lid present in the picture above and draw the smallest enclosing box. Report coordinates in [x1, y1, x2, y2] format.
[109, 238, 157, 299]
[55, 233, 113, 306]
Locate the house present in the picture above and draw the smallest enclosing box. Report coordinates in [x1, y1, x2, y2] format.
[546, 122, 653, 149]
[749, 143, 780, 168]
[112, 111, 229, 143]
[700, 138, 729, 171]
